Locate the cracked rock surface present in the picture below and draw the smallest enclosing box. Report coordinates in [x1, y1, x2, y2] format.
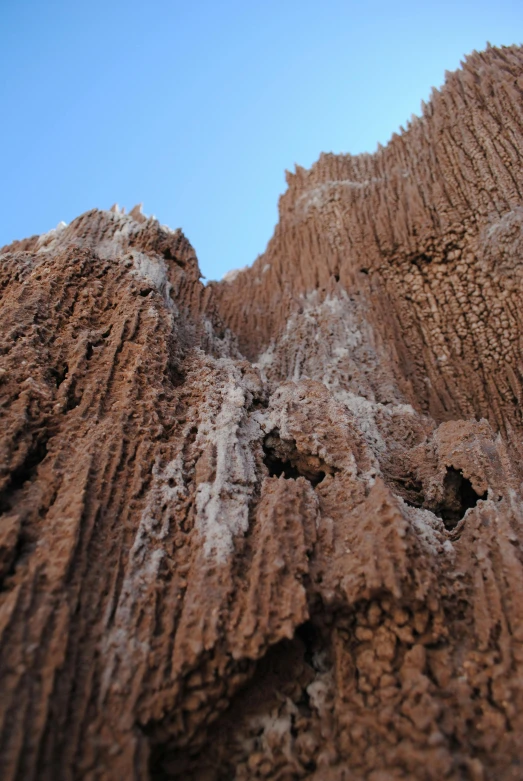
[1, 45, 523, 780]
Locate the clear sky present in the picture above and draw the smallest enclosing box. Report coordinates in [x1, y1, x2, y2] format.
[0, 1, 521, 280]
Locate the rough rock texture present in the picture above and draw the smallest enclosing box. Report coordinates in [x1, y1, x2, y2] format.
[1, 45, 523, 781]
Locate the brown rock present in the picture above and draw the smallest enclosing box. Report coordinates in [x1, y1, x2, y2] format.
[1, 44, 523, 781]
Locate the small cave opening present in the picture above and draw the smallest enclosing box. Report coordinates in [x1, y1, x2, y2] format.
[391, 466, 487, 532]
[262, 431, 336, 487]
[436, 467, 487, 530]
[263, 450, 303, 481]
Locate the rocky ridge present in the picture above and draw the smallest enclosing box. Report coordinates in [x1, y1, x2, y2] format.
[1, 45, 523, 780]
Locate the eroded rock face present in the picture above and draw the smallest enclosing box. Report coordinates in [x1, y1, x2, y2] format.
[1, 45, 523, 781]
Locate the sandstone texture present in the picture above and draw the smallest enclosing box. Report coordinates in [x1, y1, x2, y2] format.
[1, 45, 523, 781]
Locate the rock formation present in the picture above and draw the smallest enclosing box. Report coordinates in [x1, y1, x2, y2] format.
[1, 44, 523, 781]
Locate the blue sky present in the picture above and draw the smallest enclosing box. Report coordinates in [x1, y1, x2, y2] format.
[1, 1, 521, 280]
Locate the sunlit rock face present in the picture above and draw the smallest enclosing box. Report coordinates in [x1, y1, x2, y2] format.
[1, 45, 523, 781]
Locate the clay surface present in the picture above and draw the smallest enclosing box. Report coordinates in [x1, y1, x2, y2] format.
[1, 46, 523, 780]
